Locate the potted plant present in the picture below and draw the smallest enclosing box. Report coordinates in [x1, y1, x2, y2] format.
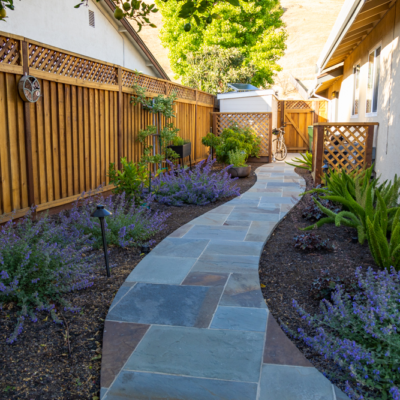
[167, 136, 192, 166]
[227, 149, 251, 178]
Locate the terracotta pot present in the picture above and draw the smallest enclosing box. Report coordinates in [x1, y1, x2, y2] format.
[228, 166, 252, 178]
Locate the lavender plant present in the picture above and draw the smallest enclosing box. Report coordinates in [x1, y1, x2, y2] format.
[288, 267, 400, 400]
[64, 191, 169, 248]
[0, 209, 95, 343]
[152, 156, 240, 206]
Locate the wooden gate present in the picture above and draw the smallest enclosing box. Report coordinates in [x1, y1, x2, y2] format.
[278, 100, 328, 152]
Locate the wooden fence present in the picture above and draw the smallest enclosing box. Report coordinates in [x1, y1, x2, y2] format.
[312, 123, 378, 184]
[0, 32, 215, 222]
[212, 112, 272, 162]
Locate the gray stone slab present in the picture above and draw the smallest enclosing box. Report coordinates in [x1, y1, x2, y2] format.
[190, 213, 228, 226]
[168, 224, 194, 238]
[101, 387, 108, 400]
[126, 256, 197, 284]
[151, 238, 209, 258]
[245, 221, 276, 242]
[124, 325, 264, 382]
[248, 188, 283, 193]
[107, 283, 222, 328]
[223, 220, 252, 227]
[192, 254, 259, 274]
[227, 212, 280, 222]
[203, 240, 263, 257]
[267, 182, 301, 187]
[334, 385, 351, 400]
[109, 285, 133, 311]
[184, 224, 248, 241]
[182, 271, 229, 287]
[211, 306, 268, 332]
[259, 196, 297, 204]
[208, 205, 235, 214]
[232, 206, 280, 214]
[104, 371, 258, 400]
[228, 198, 260, 207]
[259, 364, 334, 400]
[220, 273, 267, 308]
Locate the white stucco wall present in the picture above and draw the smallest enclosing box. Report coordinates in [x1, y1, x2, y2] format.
[220, 95, 275, 113]
[333, 4, 400, 182]
[2, 0, 155, 76]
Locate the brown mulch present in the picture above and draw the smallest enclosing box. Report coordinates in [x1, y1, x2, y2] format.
[0, 164, 258, 400]
[259, 167, 377, 392]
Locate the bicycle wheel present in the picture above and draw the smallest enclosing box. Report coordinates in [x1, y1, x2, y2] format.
[273, 138, 288, 161]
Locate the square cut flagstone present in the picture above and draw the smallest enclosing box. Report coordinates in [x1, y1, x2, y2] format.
[227, 212, 280, 222]
[208, 205, 235, 214]
[109, 285, 135, 311]
[259, 364, 334, 400]
[192, 254, 259, 274]
[232, 206, 280, 214]
[124, 325, 264, 382]
[203, 240, 263, 257]
[126, 256, 197, 284]
[245, 221, 276, 243]
[182, 271, 229, 287]
[223, 220, 252, 227]
[184, 225, 248, 241]
[220, 273, 267, 308]
[263, 314, 312, 367]
[190, 213, 228, 226]
[104, 371, 258, 400]
[168, 224, 193, 238]
[335, 386, 351, 400]
[106, 283, 222, 328]
[228, 198, 260, 207]
[151, 238, 209, 258]
[211, 306, 268, 332]
[267, 182, 300, 188]
[100, 321, 149, 388]
[259, 196, 297, 205]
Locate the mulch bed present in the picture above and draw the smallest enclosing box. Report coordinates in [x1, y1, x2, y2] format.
[0, 163, 258, 400]
[259, 167, 378, 393]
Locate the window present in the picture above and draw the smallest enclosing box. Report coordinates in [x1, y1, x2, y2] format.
[352, 64, 360, 116]
[89, 10, 95, 28]
[366, 46, 381, 114]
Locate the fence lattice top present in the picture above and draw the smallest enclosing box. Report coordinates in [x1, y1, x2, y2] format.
[0, 35, 20, 65]
[322, 124, 368, 172]
[285, 100, 313, 109]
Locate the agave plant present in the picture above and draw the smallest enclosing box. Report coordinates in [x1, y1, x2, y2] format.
[285, 151, 313, 171]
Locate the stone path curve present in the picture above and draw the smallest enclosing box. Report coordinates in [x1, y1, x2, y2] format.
[100, 156, 349, 400]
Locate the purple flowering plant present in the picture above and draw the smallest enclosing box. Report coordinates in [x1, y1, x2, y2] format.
[286, 267, 400, 399]
[0, 208, 96, 344]
[63, 191, 169, 248]
[151, 156, 240, 206]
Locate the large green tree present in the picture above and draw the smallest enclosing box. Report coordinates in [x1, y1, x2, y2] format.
[157, 0, 286, 90]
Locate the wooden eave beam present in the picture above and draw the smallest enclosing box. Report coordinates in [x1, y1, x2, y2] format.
[348, 14, 383, 32]
[361, 0, 392, 14]
[356, 3, 391, 22]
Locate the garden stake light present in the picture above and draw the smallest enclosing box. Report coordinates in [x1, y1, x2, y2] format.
[91, 205, 112, 277]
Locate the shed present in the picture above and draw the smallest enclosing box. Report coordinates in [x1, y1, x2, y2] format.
[217, 89, 279, 129]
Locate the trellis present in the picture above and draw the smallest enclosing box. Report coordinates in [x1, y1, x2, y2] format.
[313, 123, 377, 184]
[212, 112, 272, 159]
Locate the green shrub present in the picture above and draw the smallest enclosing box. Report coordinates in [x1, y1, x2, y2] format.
[172, 136, 190, 146]
[286, 152, 312, 171]
[228, 149, 247, 167]
[109, 158, 148, 203]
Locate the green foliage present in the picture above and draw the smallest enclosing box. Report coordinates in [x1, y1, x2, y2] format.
[108, 158, 148, 202]
[183, 45, 258, 95]
[157, 0, 286, 89]
[228, 149, 247, 167]
[215, 124, 261, 164]
[172, 136, 190, 146]
[201, 132, 221, 149]
[286, 152, 313, 172]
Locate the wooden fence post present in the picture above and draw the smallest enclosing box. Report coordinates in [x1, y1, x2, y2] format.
[21, 41, 35, 207]
[314, 125, 325, 185]
[118, 67, 123, 170]
[280, 101, 285, 127]
[195, 90, 198, 163]
[365, 125, 374, 169]
[212, 113, 217, 137]
[268, 113, 273, 163]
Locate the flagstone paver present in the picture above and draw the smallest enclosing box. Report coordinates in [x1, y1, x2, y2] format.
[100, 155, 349, 400]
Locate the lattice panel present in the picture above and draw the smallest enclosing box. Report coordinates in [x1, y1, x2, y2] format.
[136, 74, 166, 94]
[285, 100, 313, 109]
[0, 36, 21, 66]
[323, 125, 368, 172]
[28, 44, 118, 84]
[168, 83, 196, 101]
[214, 113, 270, 156]
[198, 91, 214, 105]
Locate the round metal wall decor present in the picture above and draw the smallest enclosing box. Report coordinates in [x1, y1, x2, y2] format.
[18, 75, 41, 103]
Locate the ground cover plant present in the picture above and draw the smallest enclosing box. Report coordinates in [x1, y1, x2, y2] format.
[289, 267, 400, 400]
[228, 149, 248, 167]
[293, 232, 331, 252]
[152, 156, 240, 206]
[64, 191, 169, 249]
[0, 209, 96, 344]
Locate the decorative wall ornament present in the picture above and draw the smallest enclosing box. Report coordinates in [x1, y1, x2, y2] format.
[18, 75, 41, 103]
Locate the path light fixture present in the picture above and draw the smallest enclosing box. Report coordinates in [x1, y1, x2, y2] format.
[140, 244, 150, 255]
[91, 205, 112, 278]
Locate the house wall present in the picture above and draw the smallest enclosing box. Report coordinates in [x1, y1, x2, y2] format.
[326, 2, 400, 182]
[3, 0, 156, 76]
[220, 96, 275, 113]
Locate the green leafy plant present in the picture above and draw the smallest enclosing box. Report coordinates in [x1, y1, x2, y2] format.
[202, 132, 221, 149]
[228, 149, 247, 167]
[108, 158, 148, 202]
[171, 136, 190, 146]
[286, 152, 313, 172]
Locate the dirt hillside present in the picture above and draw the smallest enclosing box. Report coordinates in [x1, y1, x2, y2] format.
[134, 0, 345, 94]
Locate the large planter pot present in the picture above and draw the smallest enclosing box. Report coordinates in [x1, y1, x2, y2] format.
[228, 166, 252, 178]
[167, 142, 191, 159]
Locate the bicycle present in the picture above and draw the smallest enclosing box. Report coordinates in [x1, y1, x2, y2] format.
[271, 124, 288, 161]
